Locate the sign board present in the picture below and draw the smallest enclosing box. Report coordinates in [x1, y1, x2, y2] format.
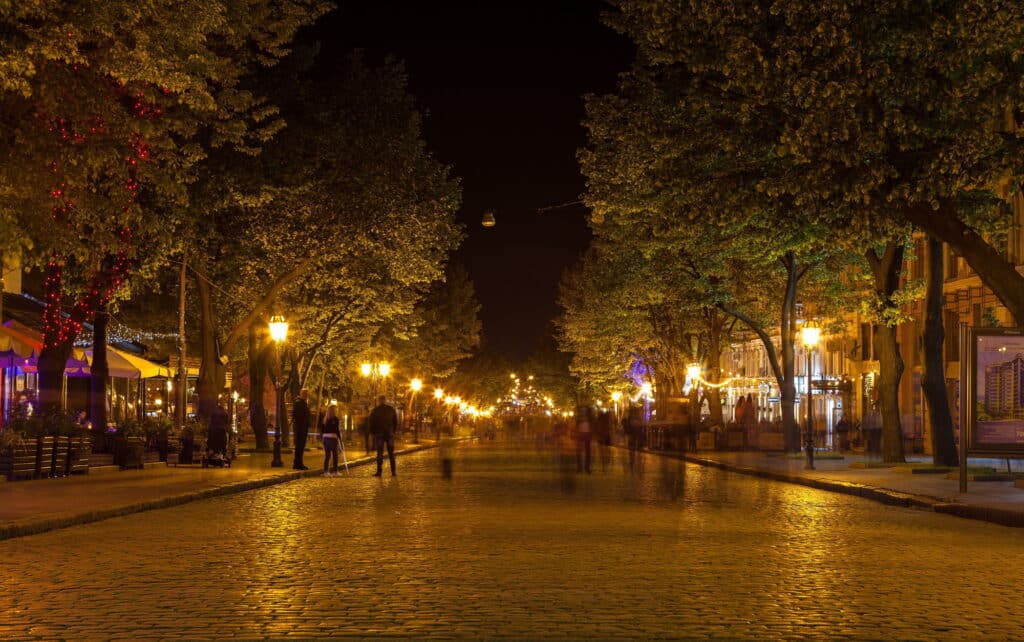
[959, 325, 1024, 490]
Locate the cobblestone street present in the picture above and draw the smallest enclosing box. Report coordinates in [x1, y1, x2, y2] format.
[2, 442, 1023, 640]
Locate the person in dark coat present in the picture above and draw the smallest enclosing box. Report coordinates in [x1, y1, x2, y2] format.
[292, 389, 311, 470]
[207, 403, 229, 458]
[368, 395, 398, 477]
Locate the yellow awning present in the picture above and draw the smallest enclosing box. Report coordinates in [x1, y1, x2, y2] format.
[83, 347, 171, 379]
[0, 323, 42, 358]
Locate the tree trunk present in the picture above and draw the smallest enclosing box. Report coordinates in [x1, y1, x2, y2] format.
[37, 263, 75, 415]
[922, 236, 958, 466]
[779, 254, 800, 452]
[705, 310, 724, 428]
[904, 202, 1024, 326]
[89, 305, 109, 432]
[868, 243, 906, 464]
[248, 325, 269, 449]
[37, 343, 72, 416]
[176, 254, 187, 431]
[195, 268, 224, 421]
[718, 252, 801, 451]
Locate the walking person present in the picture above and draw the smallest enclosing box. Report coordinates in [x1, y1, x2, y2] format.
[575, 402, 594, 474]
[292, 389, 311, 470]
[369, 395, 398, 477]
[321, 405, 341, 476]
[624, 405, 644, 474]
[594, 410, 612, 472]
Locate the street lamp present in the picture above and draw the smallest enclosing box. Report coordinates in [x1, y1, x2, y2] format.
[801, 321, 822, 470]
[360, 361, 391, 398]
[409, 378, 422, 443]
[269, 314, 289, 468]
[611, 391, 622, 424]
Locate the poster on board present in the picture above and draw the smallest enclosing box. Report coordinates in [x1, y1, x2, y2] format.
[967, 328, 1024, 455]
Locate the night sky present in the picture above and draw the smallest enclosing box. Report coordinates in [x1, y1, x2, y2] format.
[318, 1, 634, 362]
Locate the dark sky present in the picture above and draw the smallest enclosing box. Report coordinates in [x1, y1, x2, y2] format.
[319, 1, 633, 362]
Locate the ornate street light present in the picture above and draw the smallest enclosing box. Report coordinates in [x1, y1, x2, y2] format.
[801, 321, 822, 470]
[481, 210, 496, 228]
[360, 361, 391, 398]
[268, 315, 289, 468]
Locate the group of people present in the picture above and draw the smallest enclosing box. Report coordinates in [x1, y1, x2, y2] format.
[290, 390, 399, 478]
[555, 403, 621, 475]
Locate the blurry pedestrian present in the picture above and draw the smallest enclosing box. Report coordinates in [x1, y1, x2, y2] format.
[292, 389, 311, 470]
[835, 415, 851, 452]
[594, 410, 612, 472]
[575, 402, 594, 474]
[624, 405, 645, 473]
[863, 404, 882, 455]
[369, 395, 398, 477]
[440, 424, 455, 479]
[743, 393, 758, 449]
[321, 405, 341, 476]
[359, 414, 371, 453]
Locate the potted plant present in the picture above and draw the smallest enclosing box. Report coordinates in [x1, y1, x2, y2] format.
[144, 415, 177, 462]
[178, 418, 205, 465]
[113, 418, 146, 469]
[0, 429, 34, 481]
[6, 412, 58, 478]
[56, 413, 92, 476]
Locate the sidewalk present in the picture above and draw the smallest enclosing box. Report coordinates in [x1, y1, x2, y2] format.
[0, 439, 436, 541]
[680, 449, 1024, 528]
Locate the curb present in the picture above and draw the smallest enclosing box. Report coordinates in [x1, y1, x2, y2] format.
[678, 453, 1023, 528]
[0, 443, 436, 541]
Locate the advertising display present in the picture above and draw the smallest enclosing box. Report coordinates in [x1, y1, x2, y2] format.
[970, 329, 1024, 451]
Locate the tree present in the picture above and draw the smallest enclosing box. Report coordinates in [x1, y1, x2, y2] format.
[595, 1, 1009, 460]
[0, 0, 327, 413]
[183, 53, 462, 445]
[579, 62, 862, 450]
[385, 263, 482, 381]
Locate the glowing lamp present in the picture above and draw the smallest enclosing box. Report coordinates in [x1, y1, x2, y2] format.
[410, 378, 423, 392]
[801, 322, 821, 349]
[268, 315, 288, 343]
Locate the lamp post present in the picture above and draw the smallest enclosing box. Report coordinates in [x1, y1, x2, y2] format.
[360, 361, 391, 399]
[433, 387, 444, 439]
[269, 315, 288, 468]
[610, 390, 622, 424]
[408, 378, 422, 443]
[801, 321, 821, 470]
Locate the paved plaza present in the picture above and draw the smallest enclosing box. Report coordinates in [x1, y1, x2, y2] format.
[1, 442, 1023, 640]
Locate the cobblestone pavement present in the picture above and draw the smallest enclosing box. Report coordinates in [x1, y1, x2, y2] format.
[2, 442, 1023, 641]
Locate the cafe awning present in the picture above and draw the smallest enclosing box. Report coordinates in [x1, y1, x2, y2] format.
[3, 325, 168, 379]
[76, 346, 172, 379]
[0, 323, 43, 368]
